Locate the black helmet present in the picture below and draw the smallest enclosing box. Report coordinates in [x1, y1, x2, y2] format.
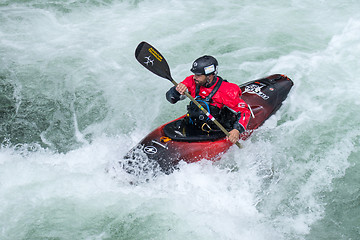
[190, 55, 218, 75]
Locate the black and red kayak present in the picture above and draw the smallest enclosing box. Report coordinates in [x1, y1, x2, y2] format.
[123, 72, 293, 174]
[121, 42, 293, 175]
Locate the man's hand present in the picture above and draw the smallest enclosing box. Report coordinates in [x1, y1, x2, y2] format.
[227, 129, 240, 144]
[176, 83, 187, 95]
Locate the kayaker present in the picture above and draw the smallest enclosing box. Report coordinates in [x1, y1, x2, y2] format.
[166, 55, 251, 144]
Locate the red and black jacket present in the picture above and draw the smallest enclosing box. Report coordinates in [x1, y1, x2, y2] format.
[166, 75, 251, 133]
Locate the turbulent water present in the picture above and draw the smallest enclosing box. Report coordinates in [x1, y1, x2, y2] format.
[1, 0, 359, 239]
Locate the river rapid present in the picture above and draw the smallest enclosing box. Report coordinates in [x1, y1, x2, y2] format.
[1, 0, 359, 239]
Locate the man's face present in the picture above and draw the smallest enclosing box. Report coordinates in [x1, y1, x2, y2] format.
[193, 74, 211, 86]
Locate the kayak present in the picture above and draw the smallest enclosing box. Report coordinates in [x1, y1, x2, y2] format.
[123, 74, 293, 174]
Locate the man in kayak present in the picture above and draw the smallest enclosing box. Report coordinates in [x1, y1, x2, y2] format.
[166, 55, 251, 144]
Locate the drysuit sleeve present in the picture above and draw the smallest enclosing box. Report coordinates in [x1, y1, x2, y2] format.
[221, 83, 251, 133]
[166, 86, 185, 104]
[233, 113, 247, 133]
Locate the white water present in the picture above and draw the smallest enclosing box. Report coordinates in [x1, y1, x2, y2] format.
[1, 1, 360, 239]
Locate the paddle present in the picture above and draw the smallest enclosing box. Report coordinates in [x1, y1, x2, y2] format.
[135, 41, 242, 148]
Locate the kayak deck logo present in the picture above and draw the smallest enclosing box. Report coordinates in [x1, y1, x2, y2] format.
[243, 83, 269, 100]
[143, 145, 157, 154]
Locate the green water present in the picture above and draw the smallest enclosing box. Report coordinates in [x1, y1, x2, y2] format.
[1, 0, 359, 239]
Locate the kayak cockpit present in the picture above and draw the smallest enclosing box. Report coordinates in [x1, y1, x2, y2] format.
[163, 119, 226, 142]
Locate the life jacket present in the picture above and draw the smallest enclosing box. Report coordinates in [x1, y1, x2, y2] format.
[186, 77, 223, 129]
